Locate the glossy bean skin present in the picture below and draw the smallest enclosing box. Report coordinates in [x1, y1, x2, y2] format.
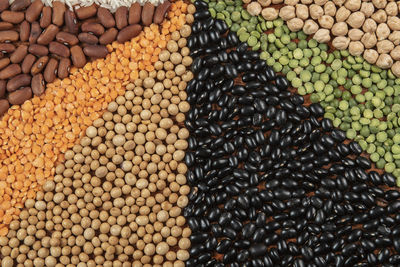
[40, 6, 52, 28]
[70, 45, 86, 68]
[141, 3, 155, 26]
[0, 44, 16, 54]
[28, 44, 49, 57]
[49, 41, 70, 57]
[0, 80, 6, 97]
[115, 6, 128, 30]
[31, 73, 45, 96]
[117, 24, 142, 43]
[0, 22, 13, 31]
[8, 87, 32, 105]
[10, 45, 28, 63]
[97, 7, 115, 28]
[37, 24, 59, 45]
[0, 99, 9, 116]
[99, 28, 117, 45]
[129, 3, 141, 24]
[31, 56, 49, 75]
[21, 54, 36, 74]
[0, 31, 19, 43]
[0, 58, 10, 70]
[19, 20, 30, 42]
[75, 4, 97, 20]
[83, 45, 108, 58]
[153, 1, 171, 24]
[65, 10, 79, 34]
[44, 58, 58, 83]
[52, 1, 66, 26]
[78, 32, 99, 44]
[29, 22, 42, 44]
[81, 22, 104, 36]
[1, 11, 24, 24]
[56, 31, 79, 46]
[57, 57, 70, 79]
[10, 0, 30, 11]
[7, 74, 31, 92]
[25, 0, 44, 22]
[0, 64, 21, 79]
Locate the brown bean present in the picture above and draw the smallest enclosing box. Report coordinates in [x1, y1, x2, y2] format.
[51, 1, 66, 26]
[129, 3, 142, 25]
[7, 74, 31, 92]
[0, 99, 9, 116]
[65, 10, 79, 34]
[44, 58, 58, 83]
[31, 73, 45, 96]
[28, 44, 49, 57]
[49, 41, 70, 57]
[78, 32, 98, 44]
[83, 45, 108, 58]
[37, 24, 59, 45]
[8, 87, 32, 105]
[141, 3, 155, 26]
[1, 11, 25, 24]
[81, 22, 104, 36]
[56, 31, 79, 46]
[0, 64, 21, 79]
[70, 46, 86, 68]
[22, 54, 36, 74]
[153, 1, 171, 24]
[115, 6, 128, 30]
[75, 4, 97, 20]
[10, 45, 28, 63]
[26, 0, 43, 22]
[58, 57, 70, 79]
[0, 58, 9, 70]
[99, 28, 117, 45]
[0, 31, 19, 43]
[20, 20, 30, 42]
[0, 22, 13, 31]
[117, 24, 142, 43]
[0, 0, 9, 12]
[0, 80, 6, 98]
[31, 56, 49, 75]
[10, 0, 30, 11]
[97, 7, 115, 28]
[40, 6, 52, 28]
[0, 44, 16, 54]
[29, 22, 42, 44]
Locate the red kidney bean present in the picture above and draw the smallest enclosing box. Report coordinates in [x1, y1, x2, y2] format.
[0, 99, 9, 116]
[31, 73, 45, 96]
[83, 45, 108, 58]
[31, 56, 49, 75]
[10, 45, 28, 63]
[29, 22, 42, 44]
[81, 22, 104, 36]
[0, 44, 16, 54]
[75, 4, 97, 20]
[52, 1, 66, 26]
[117, 24, 142, 43]
[0, 31, 19, 43]
[49, 41, 70, 57]
[40, 6, 52, 28]
[0, 58, 9, 70]
[20, 20, 30, 42]
[7, 74, 31, 92]
[0, 80, 5, 98]
[28, 44, 49, 57]
[26, 0, 43, 22]
[0, 0, 9, 12]
[8, 87, 32, 105]
[97, 7, 115, 28]
[22, 54, 36, 74]
[1, 11, 24, 24]
[0, 22, 13, 31]
[56, 32, 78, 46]
[141, 3, 155, 26]
[58, 57, 70, 79]
[129, 3, 141, 25]
[99, 28, 117, 45]
[78, 32, 99, 44]
[44, 58, 58, 83]
[11, 0, 30, 11]
[37, 24, 59, 45]
[115, 6, 128, 30]
[65, 10, 79, 34]
[70, 45, 86, 68]
[0, 64, 21, 79]
[153, 1, 171, 24]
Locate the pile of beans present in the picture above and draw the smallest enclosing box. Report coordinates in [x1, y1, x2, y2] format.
[244, 0, 400, 76]
[0, 0, 172, 116]
[185, 2, 400, 266]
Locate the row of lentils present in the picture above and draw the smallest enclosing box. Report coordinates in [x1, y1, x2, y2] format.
[184, 1, 400, 266]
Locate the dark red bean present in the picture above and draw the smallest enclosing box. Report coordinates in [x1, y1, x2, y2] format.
[78, 33, 99, 45]
[0, 22, 13, 31]
[37, 24, 59, 45]
[0, 44, 16, 54]
[52, 1, 66, 26]
[117, 24, 142, 43]
[28, 44, 49, 57]
[44, 58, 58, 83]
[49, 41, 70, 57]
[70, 45, 86, 68]
[21, 54, 36, 74]
[40, 6, 52, 28]
[10, 45, 28, 63]
[0, 0, 9, 12]
[83, 45, 108, 58]
[81, 22, 105, 36]
[115, 6, 128, 30]
[10, 0, 30, 11]
[141, 3, 155, 26]
[65, 10, 79, 34]
[75, 4, 97, 20]
[0, 99, 9, 116]
[129, 3, 141, 25]
[25, 0, 44, 22]
[31, 73, 45, 96]
[31, 56, 49, 75]
[153, 0, 171, 24]
[8, 87, 32, 105]
[56, 31, 79, 46]
[20, 20, 30, 42]
[99, 28, 118, 45]
[97, 7, 115, 28]
[29, 22, 42, 44]
[0, 80, 5, 98]
[58, 57, 70, 79]
[7, 74, 31, 92]
[0, 64, 21, 79]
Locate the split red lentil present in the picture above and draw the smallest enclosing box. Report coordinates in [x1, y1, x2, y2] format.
[0, 0, 191, 236]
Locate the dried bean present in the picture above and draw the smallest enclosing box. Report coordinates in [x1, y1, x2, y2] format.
[40, 6, 52, 28]
[65, 10, 79, 34]
[0, 80, 5, 97]
[75, 4, 97, 20]
[142, 3, 155, 26]
[43, 58, 58, 83]
[83, 45, 108, 58]
[19, 20, 30, 42]
[56, 31, 78, 46]
[7, 74, 31, 92]
[81, 22, 104, 36]
[97, 7, 115, 28]
[10, 45, 28, 63]
[99, 28, 117, 45]
[57, 57, 70, 79]
[37, 24, 59, 45]
[153, 1, 171, 24]
[115, 6, 128, 30]
[117, 24, 142, 43]
[28, 44, 49, 56]
[0, 22, 13, 31]
[49, 41, 70, 57]
[1, 11, 24, 24]
[0, 64, 21, 79]
[29, 22, 41, 44]
[25, 0, 43, 22]
[8, 87, 32, 104]
[0, 99, 9, 116]
[0, 0, 9, 12]
[10, 0, 30, 11]
[31, 56, 49, 75]
[70, 45, 86, 68]
[21, 54, 36, 73]
[0, 44, 16, 54]
[0, 31, 19, 43]
[78, 32, 98, 44]
[129, 3, 141, 24]
[31, 73, 45, 96]
[52, 1, 66, 26]
[0, 58, 10, 70]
